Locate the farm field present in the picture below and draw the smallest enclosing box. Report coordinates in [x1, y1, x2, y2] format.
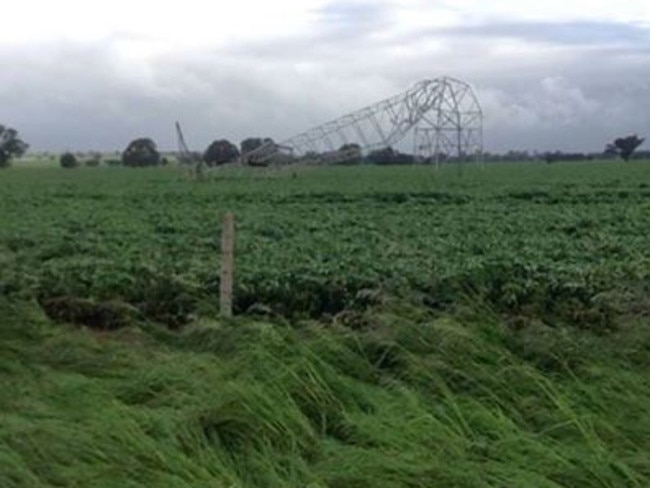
[2, 162, 650, 487]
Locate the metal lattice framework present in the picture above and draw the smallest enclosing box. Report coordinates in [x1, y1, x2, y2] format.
[241, 76, 483, 166]
[175, 121, 195, 164]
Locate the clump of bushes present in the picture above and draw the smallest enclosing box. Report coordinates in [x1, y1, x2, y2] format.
[85, 157, 101, 167]
[60, 152, 79, 169]
[122, 138, 161, 167]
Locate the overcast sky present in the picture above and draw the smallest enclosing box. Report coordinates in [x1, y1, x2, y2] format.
[1, 0, 649, 153]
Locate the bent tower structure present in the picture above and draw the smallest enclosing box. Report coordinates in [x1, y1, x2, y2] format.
[242, 76, 483, 166]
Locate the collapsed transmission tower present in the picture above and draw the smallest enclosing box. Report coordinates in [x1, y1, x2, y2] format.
[240, 76, 483, 166]
[176, 121, 208, 179]
[175, 121, 198, 165]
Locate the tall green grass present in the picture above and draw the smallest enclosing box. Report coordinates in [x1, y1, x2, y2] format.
[2, 162, 650, 486]
[2, 295, 650, 487]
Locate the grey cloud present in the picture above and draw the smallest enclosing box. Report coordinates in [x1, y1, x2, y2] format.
[479, 72, 650, 151]
[1, 12, 649, 154]
[222, 1, 394, 63]
[436, 21, 650, 47]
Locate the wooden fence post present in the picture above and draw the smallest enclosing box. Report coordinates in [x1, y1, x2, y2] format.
[220, 212, 235, 317]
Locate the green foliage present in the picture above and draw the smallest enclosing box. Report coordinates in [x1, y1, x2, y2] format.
[204, 139, 240, 166]
[0, 124, 28, 168]
[2, 162, 650, 486]
[59, 152, 79, 169]
[2, 296, 650, 487]
[337, 143, 363, 165]
[84, 157, 101, 167]
[366, 146, 414, 165]
[606, 134, 645, 161]
[240, 137, 275, 166]
[240, 137, 274, 154]
[122, 138, 161, 167]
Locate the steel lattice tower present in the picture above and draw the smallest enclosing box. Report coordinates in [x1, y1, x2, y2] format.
[176, 77, 483, 167]
[239, 76, 483, 166]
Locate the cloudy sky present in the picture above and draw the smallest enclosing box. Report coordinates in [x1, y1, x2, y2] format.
[1, 0, 649, 153]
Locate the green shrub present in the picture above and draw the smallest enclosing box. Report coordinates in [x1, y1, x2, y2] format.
[59, 152, 79, 169]
[84, 158, 101, 167]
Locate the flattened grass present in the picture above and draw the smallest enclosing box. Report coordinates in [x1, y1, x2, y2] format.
[2, 295, 650, 487]
[2, 162, 650, 486]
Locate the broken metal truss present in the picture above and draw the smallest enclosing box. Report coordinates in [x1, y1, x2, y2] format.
[175, 121, 199, 165]
[241, 76, 483, 165]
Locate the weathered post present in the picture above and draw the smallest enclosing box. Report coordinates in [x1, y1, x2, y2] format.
[220, 212, 235, 317]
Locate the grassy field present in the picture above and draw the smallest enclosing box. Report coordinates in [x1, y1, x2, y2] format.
[2, 162, 650, 487]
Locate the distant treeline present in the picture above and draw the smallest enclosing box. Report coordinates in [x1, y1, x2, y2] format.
[33, 146, 650, 169]
[484, 149, 650, 164]
[2, 120, 646, 169]
[28, 137, 650, 169]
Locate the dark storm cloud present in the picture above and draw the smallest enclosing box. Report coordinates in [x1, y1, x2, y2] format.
[1, 8, 649, 154]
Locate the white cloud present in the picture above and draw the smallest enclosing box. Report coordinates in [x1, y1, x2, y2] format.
[445, 0, 650, 24]
[0, 0, 329, 47]
[5, 0, 646, 48]
[0, 0, 648, 152]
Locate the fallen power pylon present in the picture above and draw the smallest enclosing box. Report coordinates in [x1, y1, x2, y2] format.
[176, 76, 483, 167]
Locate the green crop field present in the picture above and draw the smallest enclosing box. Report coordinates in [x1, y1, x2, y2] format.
[2, 162, 650, 487]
